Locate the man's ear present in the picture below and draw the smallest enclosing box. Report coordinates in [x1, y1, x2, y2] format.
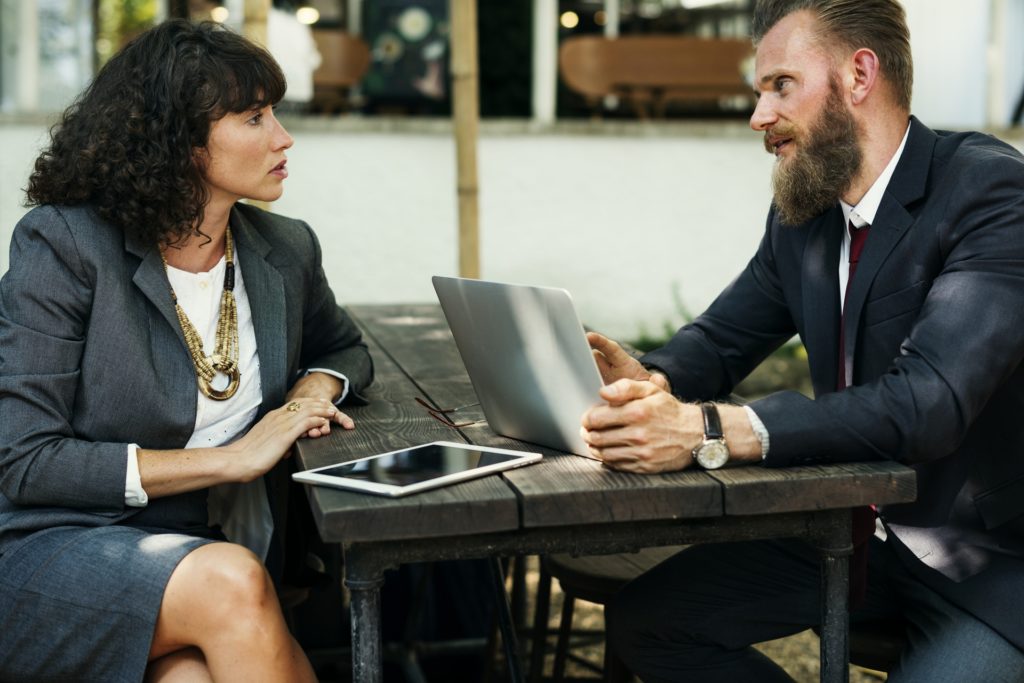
[849, 47, 880, 106]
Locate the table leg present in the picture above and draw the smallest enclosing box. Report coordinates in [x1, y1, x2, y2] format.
[817, 509, 852, 683]
[527, 560, 552, 683]
[489, 557, 526, 683]
[345, 550, 386, 683]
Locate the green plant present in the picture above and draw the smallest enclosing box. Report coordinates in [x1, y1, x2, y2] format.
[629, 282, 694, 352]
[626, 283, 811, 397]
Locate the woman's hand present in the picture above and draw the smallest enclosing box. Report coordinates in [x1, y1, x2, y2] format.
[225, 398, 340, 482]
[286, 371, 355, 438]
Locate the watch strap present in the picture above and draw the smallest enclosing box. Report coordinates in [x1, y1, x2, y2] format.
[701, 402, 724, 440]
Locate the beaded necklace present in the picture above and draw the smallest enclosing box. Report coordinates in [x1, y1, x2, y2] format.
[161, 229, 240, 400]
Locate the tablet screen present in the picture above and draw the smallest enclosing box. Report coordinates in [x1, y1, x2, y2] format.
[313, 443, 525, 487]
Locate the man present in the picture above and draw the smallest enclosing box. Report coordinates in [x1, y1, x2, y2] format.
[581, 1, 1024, 680]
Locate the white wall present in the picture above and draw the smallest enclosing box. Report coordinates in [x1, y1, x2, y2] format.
[992, 0, 1024, 125]
[0, 125, 49, 265]
[4, 119, 1024, 339]
[0, 123, 773, 340]
[902, 0, 1024, 128]
[904, 0, 990, 129]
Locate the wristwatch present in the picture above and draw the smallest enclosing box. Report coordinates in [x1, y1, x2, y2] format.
[692, 402, 730, 469]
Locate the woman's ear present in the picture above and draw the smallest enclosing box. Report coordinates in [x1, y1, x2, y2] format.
[192, 145, 209, 172]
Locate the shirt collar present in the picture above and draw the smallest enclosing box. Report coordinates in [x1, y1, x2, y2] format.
[840, 122, 911, 228]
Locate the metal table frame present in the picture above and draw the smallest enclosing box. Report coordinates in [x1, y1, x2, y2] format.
[342, 509, 853, 683]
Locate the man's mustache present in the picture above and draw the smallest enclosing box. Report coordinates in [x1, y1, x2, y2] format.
[764, 125, 798, 154]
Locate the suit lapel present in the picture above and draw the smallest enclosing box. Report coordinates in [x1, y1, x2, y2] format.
[126, 233, 185, 346]
[125, 230, 198, 426]
[230, 207, 291, 554]
[231, 207, 288, 413]
[802, 206, 844, 394]
[842, 117, 936, 382]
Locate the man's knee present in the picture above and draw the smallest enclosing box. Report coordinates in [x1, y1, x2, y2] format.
[604, 590, 635, 661]
[606, 578, 675, 663]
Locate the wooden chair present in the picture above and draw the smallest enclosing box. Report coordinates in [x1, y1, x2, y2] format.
[559, 35, 754, 118]
[529, 547, 686, 682]
[310, 30, 371, 114]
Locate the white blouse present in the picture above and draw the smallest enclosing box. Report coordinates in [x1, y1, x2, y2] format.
[127, 251, 270, 558]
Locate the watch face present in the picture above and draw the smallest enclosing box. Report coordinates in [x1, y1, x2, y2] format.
[696, 440, 729, 469]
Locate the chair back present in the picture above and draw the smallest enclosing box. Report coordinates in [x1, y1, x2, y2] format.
[312, 30, 371, 89]
[559, 35, 753, 102]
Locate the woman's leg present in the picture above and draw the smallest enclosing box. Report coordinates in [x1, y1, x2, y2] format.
[145, 647, 213, 683]
[148, 542, 315, 682]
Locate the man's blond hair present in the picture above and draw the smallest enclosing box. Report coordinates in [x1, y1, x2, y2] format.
[752, 0, 913, 111]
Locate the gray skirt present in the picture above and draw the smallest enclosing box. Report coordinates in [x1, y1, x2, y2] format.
[0, 525, 216, 682]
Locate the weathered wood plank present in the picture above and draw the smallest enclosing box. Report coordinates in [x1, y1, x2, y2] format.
[507, 451, 723, 527]
[455, 429, 723, 526]
[297, 421, 519, 545]
[349, 304, 478, 412]
[301, 468, 520, 545]
[709, 461, 917, 516]
[329, 327, 443, 424]
[293, 311, 520, 544]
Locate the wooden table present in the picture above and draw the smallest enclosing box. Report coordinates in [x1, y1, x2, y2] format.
[293, 304, 917, 683]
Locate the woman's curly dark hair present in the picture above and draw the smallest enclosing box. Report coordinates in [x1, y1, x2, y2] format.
[25, 19, 286, 246]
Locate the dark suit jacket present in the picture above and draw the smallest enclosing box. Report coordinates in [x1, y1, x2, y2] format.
[642, 117, 1024, 648]
[0, 202, 374, 576]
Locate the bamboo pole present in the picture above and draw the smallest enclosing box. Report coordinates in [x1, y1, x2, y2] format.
[450, 0, 481, 279]
[531, 0, 557, 124]
[242, 0, 269, 47]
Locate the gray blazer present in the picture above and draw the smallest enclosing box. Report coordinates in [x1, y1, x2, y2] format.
[0, 202, 373, 561]
[642, 117, 1024, 648]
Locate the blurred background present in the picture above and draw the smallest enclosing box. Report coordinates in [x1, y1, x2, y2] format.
[1, 0, 1023, 340]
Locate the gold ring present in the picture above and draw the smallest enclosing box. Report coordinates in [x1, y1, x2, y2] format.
[286, 401, 301, 412]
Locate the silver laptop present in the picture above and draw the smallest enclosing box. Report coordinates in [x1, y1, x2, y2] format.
[432, 276, 604, 457]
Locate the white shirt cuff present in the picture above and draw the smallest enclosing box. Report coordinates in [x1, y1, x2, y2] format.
[305, 368, 350, 404]
[125, 443, 149, 507]
[743, 406, 770, 460]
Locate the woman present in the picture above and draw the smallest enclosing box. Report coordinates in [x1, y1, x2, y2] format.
[0, 19, 373, 681]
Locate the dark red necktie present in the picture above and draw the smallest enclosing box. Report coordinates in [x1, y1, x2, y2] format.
[838, 221, 870, 390]
[838, 220, 875, 609]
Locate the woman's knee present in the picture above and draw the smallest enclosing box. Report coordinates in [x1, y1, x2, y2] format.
[160, 543, 279, 636]
[185, 544, 276, 619]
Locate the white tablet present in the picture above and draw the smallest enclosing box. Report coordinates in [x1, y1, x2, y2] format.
[292, 441, 542, 497]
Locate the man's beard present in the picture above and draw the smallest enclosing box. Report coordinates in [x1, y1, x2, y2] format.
[766, 80, 862, 226]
